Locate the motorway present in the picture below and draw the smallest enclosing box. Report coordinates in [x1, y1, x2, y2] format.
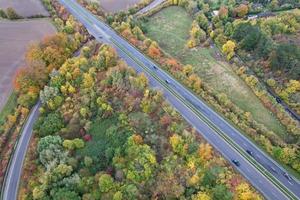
[1, 0, 299, 199]
[58, 0, 300, 199]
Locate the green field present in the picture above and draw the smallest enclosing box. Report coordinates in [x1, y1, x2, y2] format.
[145, 6, 286, 137]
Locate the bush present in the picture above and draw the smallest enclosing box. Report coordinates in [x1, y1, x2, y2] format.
[6, 7, 21, 20]
[0, 9, 7, 18]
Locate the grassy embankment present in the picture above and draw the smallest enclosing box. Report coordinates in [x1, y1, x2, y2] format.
[145, 6, 286, 137]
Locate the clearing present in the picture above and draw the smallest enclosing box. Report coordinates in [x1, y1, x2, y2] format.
[0, 19, 56, 111]
[0, 0, 49, 17]
[145, 6, 286, 137]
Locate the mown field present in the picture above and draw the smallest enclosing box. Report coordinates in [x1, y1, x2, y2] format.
[145, 6, 286, 137]
[0, 19, 56, 111]
[89, 0, 141, 13]
[0, 0, 49, 17]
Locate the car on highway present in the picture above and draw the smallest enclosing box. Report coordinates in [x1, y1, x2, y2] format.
[165, 79, 170, 84]
[283, 172, 292, 181]
[246, 149, 254, 156]
[269, 166, 277, 173]
[276, 97, 282, 103]
[153, 65, 157, 70]
[232, 159, 240, 167]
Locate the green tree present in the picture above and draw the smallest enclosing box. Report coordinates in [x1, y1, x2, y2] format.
[51, 188, 80, 200]
[196, 12, 209, 30]
[35, 112, 64, 136]
[37, 135, 62, 153]
[99, 174, 114, 193]
[212, 185, 233, 200]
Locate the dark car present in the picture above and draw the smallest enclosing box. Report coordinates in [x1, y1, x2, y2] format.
[246, 149, 254, 156]
[276, 97, 282, 103]
[232, 159, 240, 167]
[283, 172, 292, 181]
[165, 79, 170, 84]
[269, 166, 277, 173]
[153, 65, 157, 70]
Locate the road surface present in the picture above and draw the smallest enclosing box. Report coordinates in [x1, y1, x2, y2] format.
[1, 102, 40, 200]
[56, 0, 300, 199]
[136, 0, 166, 15]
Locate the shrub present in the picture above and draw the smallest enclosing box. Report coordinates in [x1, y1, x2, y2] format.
[6, 7, 21, 20]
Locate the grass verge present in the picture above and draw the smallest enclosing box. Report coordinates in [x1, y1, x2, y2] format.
[0, 92, 17, 125]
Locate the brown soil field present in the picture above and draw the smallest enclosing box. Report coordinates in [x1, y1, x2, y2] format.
[0, 19, 56, 110]
[91, 0, 141, 13]
[0, 0, 49, 17]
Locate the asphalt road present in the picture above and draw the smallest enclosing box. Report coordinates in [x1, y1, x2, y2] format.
[58, 0, 300, 199]
[1, 102, 41, 200]
[136, 0, 166, 15]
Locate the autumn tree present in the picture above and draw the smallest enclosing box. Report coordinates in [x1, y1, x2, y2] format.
[234, 4, 248, 17]
[219, 6, 229, 21]
[222, 40, 236, 60]
[187, 20, 206, 48]
[6, 7, 20, 19]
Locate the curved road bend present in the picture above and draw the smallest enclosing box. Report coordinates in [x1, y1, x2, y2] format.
[2, 102, 41, 200]
[58, 0, 300, 199]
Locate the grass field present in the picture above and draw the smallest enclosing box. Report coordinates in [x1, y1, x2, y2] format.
[145, 6, 286, 137]
[0, 0, 49, 17]
[88, 0, 141, 13]
[0, 19, 56, 114]
[77, 116, 132, 173]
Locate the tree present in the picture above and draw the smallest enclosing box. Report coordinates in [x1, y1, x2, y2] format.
[198, 143, 213, 161]
[114, 135, 157, 184]
[170, 134, 188, 156]
[222, 40, 236, 60]
[236, 183, 259, 200]
[32, 186, 45, 200]
[192, 192, 211, 200]
[212, 185, 233, 200]
[6, 7, 20, 19]
[148, 43, 161, 59]
[219, 6, 228, 20]
[37, 135, 62, 153]
[234, 4, 248, 17]
[196, 12, 209, 30]
[99, 174, 114, 193]
[270, 43, 300, 79]
[35, 112, 64, 136]
[51, 188, 80, 200]
[0, 9, 7, 18]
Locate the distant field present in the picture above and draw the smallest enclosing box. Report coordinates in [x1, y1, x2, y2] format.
[0, 19, 56, 111]
[89, 0, 141, 13]
[0, 0, 49, 17]
[145, 6, 286, 136]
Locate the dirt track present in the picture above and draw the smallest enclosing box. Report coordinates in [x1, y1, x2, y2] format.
[0, 19, 56, 110]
